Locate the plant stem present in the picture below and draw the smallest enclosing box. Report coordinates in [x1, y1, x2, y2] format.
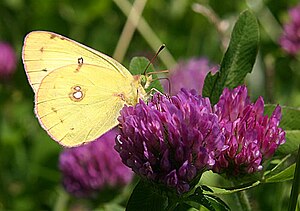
[192, 3, 229, 51]
[236, 189, 251, 211]
[53, 187, 69, 211]
[288, 144, 300, 211]
[113, 0, 176, 69]
[232, 181, 251, 211]
[113, 0, 147, 62]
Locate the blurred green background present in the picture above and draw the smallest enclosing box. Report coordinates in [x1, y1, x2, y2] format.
[0, 0, 299, 210]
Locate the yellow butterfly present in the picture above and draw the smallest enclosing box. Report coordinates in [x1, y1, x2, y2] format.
[22, 31, 150, 147]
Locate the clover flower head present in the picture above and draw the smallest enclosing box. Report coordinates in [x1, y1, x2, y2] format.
[59, 129, 133, 197]
[279, 4, 300, 55]
[0, 42, 17, 78]
[115, 89, 224, 194]
[213, 86, 286, 177]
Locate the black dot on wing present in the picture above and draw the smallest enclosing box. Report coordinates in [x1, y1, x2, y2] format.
[75, 58, 83, 72]
[51, 107, 58, 113]
[42, 68, 47, 72]
[78, 57, 83, 65]
[50, 34, 56, 39]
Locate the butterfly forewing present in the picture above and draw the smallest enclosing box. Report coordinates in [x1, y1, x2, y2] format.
[22, 31, 133, 93]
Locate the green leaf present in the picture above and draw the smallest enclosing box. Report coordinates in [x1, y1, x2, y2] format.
[264, 105, 300, 154]
[264, 154, 291, 177]
[203, 195, 231, 211]
[129, 57, 151, 75]
[265, 164, 295, 183]
[129, 57, 164, 93]
[126, 180, 168, 211]
[202, 182, 260, 195]
[187, 187, 215, 211]
[202, 10, 259, 104]
[186, 187, 230, 211]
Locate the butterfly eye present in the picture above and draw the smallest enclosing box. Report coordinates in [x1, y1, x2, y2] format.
[140, 75, 147, 87]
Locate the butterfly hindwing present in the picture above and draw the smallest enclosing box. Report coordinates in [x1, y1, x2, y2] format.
[35, 64, 133, 147]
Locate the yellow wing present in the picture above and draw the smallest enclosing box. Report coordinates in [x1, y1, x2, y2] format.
[22, 31, 148, 146]
[35, 64, 134, 147]
[22, 31, 133, 93]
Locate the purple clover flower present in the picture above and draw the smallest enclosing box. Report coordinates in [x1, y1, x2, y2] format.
[0, 42, 17, 78]
[213, 86, 286, 177]
[59, 129, 133, 197]
[163, 58, 218, 95]
[279, 4, 300, 55]
[115, 89, 225, 194]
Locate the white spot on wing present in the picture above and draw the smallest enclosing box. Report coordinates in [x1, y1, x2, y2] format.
[69, 85, 85, 102]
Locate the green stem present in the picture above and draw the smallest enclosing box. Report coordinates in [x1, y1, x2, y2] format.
[232, 181, 251, 211]
[113, 0, 147, 62]
[53, 187, 69, 211]
[113, 0, 176, 69]
[288, 144, 300, 211]
[236, 189, 251, 211]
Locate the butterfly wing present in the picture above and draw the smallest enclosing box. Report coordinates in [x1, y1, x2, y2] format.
[35, 64, 133, 147]
[22, 31, 133, 93]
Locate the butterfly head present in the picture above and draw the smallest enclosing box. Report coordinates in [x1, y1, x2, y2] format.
[140, 74, 152, 89]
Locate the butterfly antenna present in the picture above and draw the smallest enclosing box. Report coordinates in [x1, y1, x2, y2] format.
[143, 44, 165, 75]
[151, 77, 172, 95]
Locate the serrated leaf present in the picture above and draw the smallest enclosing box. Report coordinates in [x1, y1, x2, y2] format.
[202, 10, 259, 104]
[126, 180, 168, 211]
[129, 57, 164, 93]
[265, 164, 295, 183]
